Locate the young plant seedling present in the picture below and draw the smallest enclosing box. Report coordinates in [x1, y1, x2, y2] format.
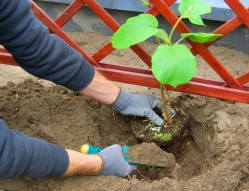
[111, 0, 221, 126]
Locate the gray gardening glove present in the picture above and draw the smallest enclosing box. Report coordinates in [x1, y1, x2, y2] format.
[113, 90, 175, 126]
[97, 144, 136, 177]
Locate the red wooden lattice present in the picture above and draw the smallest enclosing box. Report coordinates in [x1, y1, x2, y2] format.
[0, 0, 249, 103]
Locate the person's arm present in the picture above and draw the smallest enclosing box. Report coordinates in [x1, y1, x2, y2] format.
[0, 0, 167, 126]
[64, 144, 135, 177]
[63, 150, 102, 176]
[81, 72, 166, 126]
[0, 119, 69, 179]
[0, 119, 135, 179]
[0, 0, 95, 92]
[80, 71, 120, 105]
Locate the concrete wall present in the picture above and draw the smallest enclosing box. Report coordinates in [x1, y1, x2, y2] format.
[35, 0, 249, 54]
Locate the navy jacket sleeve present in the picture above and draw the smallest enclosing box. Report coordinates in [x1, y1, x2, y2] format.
[0, 119, 69, 179]
[0, 0, 95, 92]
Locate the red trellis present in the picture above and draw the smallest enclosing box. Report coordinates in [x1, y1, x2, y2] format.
[0, 0, 249, 103]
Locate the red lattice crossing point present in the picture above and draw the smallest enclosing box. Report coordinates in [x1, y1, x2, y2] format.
[0, 0, 249, 103]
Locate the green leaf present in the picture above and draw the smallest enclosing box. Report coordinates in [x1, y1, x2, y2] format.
[111, 14, 159, 49]
[188, 15, 204, 26]
[181, 33, 222, 43]
[154, 29, 169, 43]
[178, 0, 212, 26]
[152, 44, 196, 88]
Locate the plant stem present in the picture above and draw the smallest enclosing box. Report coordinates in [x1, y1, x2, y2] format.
[146, 4, 169, 121]
[141, 0, 150, 7]
[174, 37, 186, 45]
[155, 36, 161, 45]
[168, 6, 192, 46]
[157, 30, 170, 45]
[158, 7, 193, 124]
[163, 85, 174, 123]
[154, 36, 173, 125]
[160, 83, 166, 117]
[168, 14, 184, 46]
[160, 84, 173, 124]
[162, 85, 172, 108]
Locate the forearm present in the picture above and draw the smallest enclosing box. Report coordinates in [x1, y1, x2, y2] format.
[63, 150, 103, 176]
[80, 71, 120, 105]
[63, 145, 136, 178]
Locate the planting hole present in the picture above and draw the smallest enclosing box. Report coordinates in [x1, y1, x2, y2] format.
[112, 96, 215, 181]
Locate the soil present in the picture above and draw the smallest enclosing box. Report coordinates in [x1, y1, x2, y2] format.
[131, 103, 190, 159]
[124, 142, 176, 169]
[1, 32, 249, 191]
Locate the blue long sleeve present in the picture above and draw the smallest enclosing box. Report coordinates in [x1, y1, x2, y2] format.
[0, 0, 95, 92]
[0, 119, 69, 179]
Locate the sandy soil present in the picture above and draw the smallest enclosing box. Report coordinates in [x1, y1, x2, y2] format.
[0, 32, 249, 191]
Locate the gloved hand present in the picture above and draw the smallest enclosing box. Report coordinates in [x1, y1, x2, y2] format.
[97, 144, 136, 177]
[112, 90, 175, 126]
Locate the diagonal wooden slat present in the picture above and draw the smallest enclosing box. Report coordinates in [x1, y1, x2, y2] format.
[54, 0, 86, 27]
[31, 1, 101, 67]
[0, 48, 8, 53]
[225, 0, 249, 28]
[92, 42, 114, 63]
[237, 72, 249, 86]
[0, 52, 17, 66]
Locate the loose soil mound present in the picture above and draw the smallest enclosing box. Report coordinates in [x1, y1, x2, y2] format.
[124, 142, 176, 169]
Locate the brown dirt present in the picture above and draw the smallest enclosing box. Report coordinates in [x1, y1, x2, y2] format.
[0, 32, 249, 191]
[124, 142, 176, 169]
[130, 104, 190, 159]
